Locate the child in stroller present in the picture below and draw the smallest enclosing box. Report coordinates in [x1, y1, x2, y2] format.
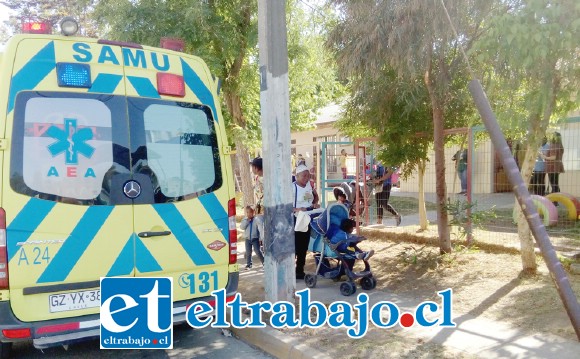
[306, 203, 377, 296]
[327, 217, 374, 261]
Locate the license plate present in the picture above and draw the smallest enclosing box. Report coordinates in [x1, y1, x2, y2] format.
[49, 290, 100, 313]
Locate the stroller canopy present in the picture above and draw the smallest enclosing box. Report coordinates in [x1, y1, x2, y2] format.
[313, 203, 349, 236]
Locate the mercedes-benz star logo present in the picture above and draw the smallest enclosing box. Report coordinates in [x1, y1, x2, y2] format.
[123, 180, 142, 199]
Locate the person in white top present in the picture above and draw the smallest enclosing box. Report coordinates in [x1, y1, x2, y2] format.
[292, 164, 320, 280]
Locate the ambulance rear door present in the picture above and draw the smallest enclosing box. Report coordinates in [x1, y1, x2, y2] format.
[4, 37, 135, 322]
[122, 48, 231, 301]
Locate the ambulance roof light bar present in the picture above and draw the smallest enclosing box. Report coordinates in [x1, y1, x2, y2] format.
[60, 17, 79, 36]
[160, 37, 185, 52]
[22, 21, 51, 34]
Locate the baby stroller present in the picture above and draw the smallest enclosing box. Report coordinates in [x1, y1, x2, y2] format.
[306, 203, 377, 296]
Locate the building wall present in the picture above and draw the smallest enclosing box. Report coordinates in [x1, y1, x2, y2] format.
[291, 123, 351, 179]
[292, 116, 580, 197]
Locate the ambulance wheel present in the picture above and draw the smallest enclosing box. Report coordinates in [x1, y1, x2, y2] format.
[304, 274, 317, 288]
[0, 342, 12, 359]
[360, 276, 377, 290]
[340, 282, 356, 296]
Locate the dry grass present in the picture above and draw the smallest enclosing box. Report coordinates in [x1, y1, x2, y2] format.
[237, 229, 580, 358]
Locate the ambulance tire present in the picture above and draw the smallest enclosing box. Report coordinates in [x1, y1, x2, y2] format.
[545, 193, 580, 221]
[0, 342, 12, 359]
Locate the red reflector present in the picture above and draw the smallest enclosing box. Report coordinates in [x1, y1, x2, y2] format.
[0, 208, 5, 230]
[22, 22, 51, 34]
[36, 322, 80, 335]
[2, 328, 31, 339]
[157, 73, 185, 97]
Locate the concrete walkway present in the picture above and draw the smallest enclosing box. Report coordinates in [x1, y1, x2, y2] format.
[391, 191, 517, 211]
[233, 243, 580, 359]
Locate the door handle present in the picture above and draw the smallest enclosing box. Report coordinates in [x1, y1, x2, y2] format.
[138, 231, 172, 238]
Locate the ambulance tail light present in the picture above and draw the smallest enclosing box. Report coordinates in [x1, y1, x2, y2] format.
[157, 73, 185, 97]
[22, 21, 51, 34]
[0, 208, 8, 289]
[228, 198, 237, 265]
[2, 328, 31, 339]
[56, 63, 92, 88]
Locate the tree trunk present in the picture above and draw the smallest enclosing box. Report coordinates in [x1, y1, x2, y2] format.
[235, 142, 255, 207]
[224, 90, 254, 208]
[516, 72, 559, 272]
[418, 159, 429, 231]
[424, 72, 451, 254]
[515, 143, 538, 272]
[432, 105, 451, 253]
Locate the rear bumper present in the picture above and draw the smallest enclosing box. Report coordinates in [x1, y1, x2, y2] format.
[0, 272, 238, 349]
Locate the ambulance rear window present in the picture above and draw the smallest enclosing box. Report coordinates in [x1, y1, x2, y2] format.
[140, 102, 219, 199]
[11, 92, 223, 205]
[11, 93, 117, 205]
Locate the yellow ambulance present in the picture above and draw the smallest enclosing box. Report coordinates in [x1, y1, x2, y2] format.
[0, 19, 238, 355]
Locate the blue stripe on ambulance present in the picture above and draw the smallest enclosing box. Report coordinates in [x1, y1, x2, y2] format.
[106, 235, 134, 276]
[198, 193, 229, 242]
[127, 76, 160, 98]
[89, 73, 123, 93]
[181, 59, 218, 123]
[7, 198, 56, 262]
[37, 206, 114, 283]
[153, 204, 215, 266]
[7, 41, 55, 113]
[135, 236, 163, 272]
[107, 234, 162, 276]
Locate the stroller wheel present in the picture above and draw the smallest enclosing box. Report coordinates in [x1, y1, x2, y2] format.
[360, 276, 377, 290]
[304, 274, 317, 288]
[340, 282, 357, 296]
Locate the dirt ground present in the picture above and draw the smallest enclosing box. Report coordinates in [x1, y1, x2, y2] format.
[237, 227, 580, 358]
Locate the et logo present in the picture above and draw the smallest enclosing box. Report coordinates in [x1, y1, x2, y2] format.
[100, 277, 173, 349]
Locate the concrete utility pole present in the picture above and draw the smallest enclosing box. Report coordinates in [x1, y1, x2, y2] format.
[257, 0, 295, 302]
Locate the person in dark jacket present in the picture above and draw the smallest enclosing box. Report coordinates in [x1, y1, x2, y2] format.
[374, 162, 401, 226]
[543, 132, 564, 194]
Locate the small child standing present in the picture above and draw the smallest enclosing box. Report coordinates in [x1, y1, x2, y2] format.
[240, 206, 264, 269]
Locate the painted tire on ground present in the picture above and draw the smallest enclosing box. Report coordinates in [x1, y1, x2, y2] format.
[545, 193, 580, 221]
[513, 195, 558, 227]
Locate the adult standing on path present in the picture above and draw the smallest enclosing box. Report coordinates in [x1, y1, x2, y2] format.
[544, 132, 564, 194]
[452, 148, 468, 195]
[374, 162, 401, 226]
[250, 157, 264, 214]
[292, 164, 320, 280]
